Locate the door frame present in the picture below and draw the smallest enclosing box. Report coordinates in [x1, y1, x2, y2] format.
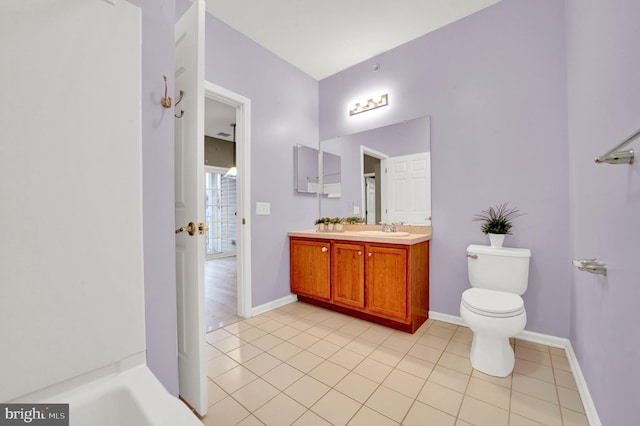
[204, 81, 252, 318]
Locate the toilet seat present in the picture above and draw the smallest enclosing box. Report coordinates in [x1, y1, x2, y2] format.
[462, 288, 524, 318]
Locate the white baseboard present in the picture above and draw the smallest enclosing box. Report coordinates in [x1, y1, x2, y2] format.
[516, 329, 570, 349]
[428, 311, 467, 327]
[429, 310, 601, 426]
[564, 342, 601, 426]
[251, 294, 298, 317]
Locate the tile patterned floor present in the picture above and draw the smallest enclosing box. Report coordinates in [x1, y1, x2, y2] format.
[200, 302, 589, 425]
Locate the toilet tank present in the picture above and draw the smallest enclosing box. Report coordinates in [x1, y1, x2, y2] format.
[467, 244, 531, 295]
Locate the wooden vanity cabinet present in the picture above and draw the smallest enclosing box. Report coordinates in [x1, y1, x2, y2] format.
[331, 242, 365, 309]
[365, 245, 408, 322]
[290, 236, 429, 333]
[289, 238, 331, 300]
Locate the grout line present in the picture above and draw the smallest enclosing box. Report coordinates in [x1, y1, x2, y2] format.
[206, 303, 591, 426]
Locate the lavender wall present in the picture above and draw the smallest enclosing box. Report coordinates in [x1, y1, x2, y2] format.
[196, 8, 320, 306]
[129, 1, 639, 419]
[320, 0, 570, 337]
[566, 1, 640, 423]
[127, 0, 178, 395]
[132, 0, 319, 395]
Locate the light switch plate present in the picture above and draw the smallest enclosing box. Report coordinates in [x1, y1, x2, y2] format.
[352, 205, 360, 214]
[256, 202, 271, 215]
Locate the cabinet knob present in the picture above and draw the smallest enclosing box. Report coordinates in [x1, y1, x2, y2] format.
[358, 251, 362, 256]
[322, 247, 328, 253]
[368, 252, 372, 257]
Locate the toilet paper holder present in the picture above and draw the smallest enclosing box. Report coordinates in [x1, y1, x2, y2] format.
[572, 259, 607, 276]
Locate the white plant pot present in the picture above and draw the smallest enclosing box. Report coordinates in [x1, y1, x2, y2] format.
[488, 233, 505, 248]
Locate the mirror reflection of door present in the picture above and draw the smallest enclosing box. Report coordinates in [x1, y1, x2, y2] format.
[364, 175, 376, 224]
[204, 98, 239, 331]
[363, 154, 382, 224]
[381, 152, 431, 225]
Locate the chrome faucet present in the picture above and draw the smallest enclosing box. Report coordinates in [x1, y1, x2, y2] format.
[381, 222, 405, 232]
[381, 223, 395, 232]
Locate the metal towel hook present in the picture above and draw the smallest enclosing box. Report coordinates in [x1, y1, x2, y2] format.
[174, 90, 184, 118]
[161, 75, 185, 118]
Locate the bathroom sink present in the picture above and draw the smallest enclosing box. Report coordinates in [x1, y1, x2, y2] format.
[356, 231, 410, 237]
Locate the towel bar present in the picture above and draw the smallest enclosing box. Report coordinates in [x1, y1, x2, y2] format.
[573, 259, 607, 276]
[595, 128, 639, 165]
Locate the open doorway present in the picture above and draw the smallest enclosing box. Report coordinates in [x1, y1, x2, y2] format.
[204, 98, 239, 331]
[363, 154, 381, 224]
[361, 147, 388, 225]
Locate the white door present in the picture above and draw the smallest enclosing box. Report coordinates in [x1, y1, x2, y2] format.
[381, 152, 431, 225]
[174, 0, 207, 416]
[365, 176, 377, 225]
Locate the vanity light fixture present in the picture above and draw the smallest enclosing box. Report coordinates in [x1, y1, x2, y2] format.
[349, 93, 388, 116]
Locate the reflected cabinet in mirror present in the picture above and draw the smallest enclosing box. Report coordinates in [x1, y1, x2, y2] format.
[320, 116, 431, 226]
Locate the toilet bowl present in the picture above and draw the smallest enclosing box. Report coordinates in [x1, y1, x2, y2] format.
[461, 244, 531, 377]
[461, 288, 526, 377]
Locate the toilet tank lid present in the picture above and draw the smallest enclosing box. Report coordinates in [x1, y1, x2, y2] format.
[467, 244, 531, 258]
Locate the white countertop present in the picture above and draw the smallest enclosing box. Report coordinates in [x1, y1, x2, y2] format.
[288, 228, 431, 245]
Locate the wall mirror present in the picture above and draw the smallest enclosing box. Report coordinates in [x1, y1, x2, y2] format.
[294, 144, 320, 193]
[319, 116, 431, 225]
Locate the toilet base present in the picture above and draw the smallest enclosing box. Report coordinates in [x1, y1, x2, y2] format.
[469, 334, 515, 377]
[460, 302, 526, 378]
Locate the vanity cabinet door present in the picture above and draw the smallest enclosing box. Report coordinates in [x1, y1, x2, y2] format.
[332, 242, 365, 308]
[290, 238, 331, 300]
[365, 245, 408, 322]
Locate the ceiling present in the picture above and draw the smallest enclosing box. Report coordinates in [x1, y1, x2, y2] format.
[205, 0, 502, 81]
[205, 97, 236, 141]
[203, 0, 502, 140]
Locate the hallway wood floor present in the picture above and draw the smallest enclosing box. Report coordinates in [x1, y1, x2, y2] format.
[206, 257, 238, 332]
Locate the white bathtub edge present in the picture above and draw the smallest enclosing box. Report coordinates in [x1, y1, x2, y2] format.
[9, 352, 201, 426]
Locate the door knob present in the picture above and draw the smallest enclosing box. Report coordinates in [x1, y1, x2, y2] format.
[176, 222, 196, 235]
[198, 222, 209, 235]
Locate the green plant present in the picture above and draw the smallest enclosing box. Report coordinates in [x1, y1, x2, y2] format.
[330, 217, 343, 224]
[344, 216, 364, 224]
[314, 217, 331, 225]
[473, 202, 525, 235]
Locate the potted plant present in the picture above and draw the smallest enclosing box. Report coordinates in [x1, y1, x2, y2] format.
[473, 202, 525, 248]
[344, 216, 364, 225]
[330, 217, 344, 231]
[315, 217, 330, 231]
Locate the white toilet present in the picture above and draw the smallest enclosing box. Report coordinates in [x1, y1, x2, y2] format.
[460, 244, 531, 377]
